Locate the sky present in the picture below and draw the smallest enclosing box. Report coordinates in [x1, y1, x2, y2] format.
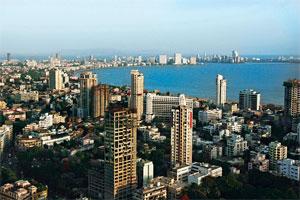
[0, 0, 300, 56]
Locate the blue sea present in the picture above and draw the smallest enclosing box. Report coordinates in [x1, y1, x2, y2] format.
[89, 63, 299, 105]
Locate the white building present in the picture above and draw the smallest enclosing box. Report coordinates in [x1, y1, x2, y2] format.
[145, 93, 193, 123]
[216, 74, 227, 106]
[138, 160, 154, 187]
[198, 109, 222, 123]
[226, 134, 248, 157]
[278, 158, 300, 181]
[188, 162, 222, 185]
[159, 55, 167, 65]
[174, 53, 182, 65]
[38, 113, 53, 128]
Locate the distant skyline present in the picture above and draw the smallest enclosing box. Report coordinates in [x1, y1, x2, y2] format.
[0, 0, 300, 55]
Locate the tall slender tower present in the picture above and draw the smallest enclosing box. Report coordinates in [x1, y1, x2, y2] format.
[104, 107, 137, 200]
[92, 84, 110, 118]
[130, 70, 144, 120]
[170, 100, 193, 168]
[283, 79, 300, 117]
[216, 74, 227, 106]
[49, 68, 64, 90]
[79, 71, 97, 118]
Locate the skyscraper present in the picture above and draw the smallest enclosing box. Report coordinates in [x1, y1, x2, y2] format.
[174, 53, 182, 65]
[6, 53, 11, 62]
[239, 89, 261, 111]
[159, 55, 168, 65]
[104, 107, 137, 200]
[170, 97, 193, 168]
[92, 84, 110, 118]
[78, 71, 97, 118]
[283, 79, 300, 117]
[49, 68, 64, 90]
[130, 70, 144, 120]
[216, 74, 227, 106]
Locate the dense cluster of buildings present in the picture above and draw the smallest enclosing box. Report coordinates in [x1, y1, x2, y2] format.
[0, 54, 299, 200]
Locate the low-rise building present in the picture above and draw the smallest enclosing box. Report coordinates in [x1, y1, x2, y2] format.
[225, 134, 248, 157]
[133, 182, 167, 200]
[198, 109, 222, 123]
[248, 152, 269, 172]
[0, 180, 48, 200]
[277, 158, 300, 181]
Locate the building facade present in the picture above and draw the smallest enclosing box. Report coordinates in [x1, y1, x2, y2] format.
[145, 93, 193, 123]
[92, 84, 110, 118]
[269, 141, 287, 170]
[216, 74, 227, 106]
[104, 107, 138, 200]
[78, 71, 97, 118]
[239, 89, 261, 110]
[283, 79, 300, 117]
[49, 68, 63, 90]
[171, 103, 193, 168]
[130, 70, 144, 120]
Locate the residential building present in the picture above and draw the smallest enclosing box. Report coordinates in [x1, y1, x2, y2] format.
[137, 160, 154, 188]
[38, 113, 53, 129]
[145, 93, 193, 123]
[269, 141, 287, 170]
[198, 109, 222, 123]
[277, 158, 300, 181]
[78, 71, 97, 118]
[104, 107, 138, 200]
[190, 56, 197, 64]
[283, 79, 300, 117]
[248, 152, 269, 172]
[159, 55, 168, 65]
[88, 159, 105, 200]
[0, 180, 48, 200]
[174, 53, 182, 65]
[130, 70, 144, 120]
[133, 182, 167, 200]
[239, 89, 261, 110]
[203, 144, 223, 160]
[92, 84, 110, 118]
[216, 74, 227, 106]
[171, 101, 193, 168]
[49, 68, 63, 90]
[225, 134, 248, 157]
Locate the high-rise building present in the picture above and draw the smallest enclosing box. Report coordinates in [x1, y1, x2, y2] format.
[159, 55, 167, 65]
[232, 50, 240, 63]
[130, 70, 144, 120]
[78, 72, 97, 118]
[239, 89, 261, 111]
[283, 79, 300, 117]
[49, 68, 64, 90]
[190, 56, 197, 65]
[137, 160, 154, 188]
[170, 100, 193, 168]
[104, 107, 138, 200]
[269, 141, 287, 170]
[145, 93, 193, 123]
[92, 84, 110, 118]
[174, 53, 182, 65]
[216, 74, 227, 106]
[6, 53, 11, 62]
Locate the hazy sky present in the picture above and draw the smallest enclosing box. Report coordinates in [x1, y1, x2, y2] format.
[0, 0, 300, 55]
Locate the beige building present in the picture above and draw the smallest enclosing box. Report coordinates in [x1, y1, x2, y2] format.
[133, 182, 167, 200]
[49, 68, 64, 90]
[216, 74, 227, 106]
[0, 100, 7, 109]
[92, 84, 110, 118]
[171, 100, 193, 167]
[0, 180, 48, 200]
[269, 141, 287, 170]
[130, 70, 144, 120]
[104, 107, 138, 200]
[78, 71, 97, 118]
[174, 53, 182, 65]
